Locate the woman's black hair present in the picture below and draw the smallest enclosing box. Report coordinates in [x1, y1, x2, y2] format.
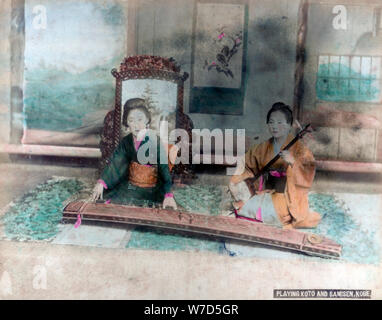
[122, 98, 151, 127]
[266, 102, 293, 125]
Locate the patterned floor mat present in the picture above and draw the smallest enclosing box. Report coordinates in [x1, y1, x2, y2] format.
[0, 177, 379, 264]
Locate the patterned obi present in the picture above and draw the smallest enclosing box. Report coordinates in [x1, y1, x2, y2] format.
[128, 161, 158, 188]
[265, 169, 287, 193]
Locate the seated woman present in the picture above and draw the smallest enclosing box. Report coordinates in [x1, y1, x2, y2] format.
[91, 98, 177, 209]
[230, 102, 321, 229]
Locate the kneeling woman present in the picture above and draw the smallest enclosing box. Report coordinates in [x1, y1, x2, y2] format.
[230, 102, 321, 229]
[91, 98, 177, 210]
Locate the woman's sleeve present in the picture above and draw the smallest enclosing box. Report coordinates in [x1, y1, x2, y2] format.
[287, 142, 316, 189]
[100, 138, 130, 190]
[244, 144, 261, 176]
[157, 142, 172, 194]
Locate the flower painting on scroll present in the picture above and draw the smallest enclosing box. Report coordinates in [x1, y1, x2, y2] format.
[193, 3, 245, 89]
[203, 29, 243, 79]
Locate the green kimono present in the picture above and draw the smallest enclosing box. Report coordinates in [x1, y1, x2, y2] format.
[100, 133, 172, 206]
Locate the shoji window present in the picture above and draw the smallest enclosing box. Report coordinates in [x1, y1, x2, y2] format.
[316, 55, 381, 103]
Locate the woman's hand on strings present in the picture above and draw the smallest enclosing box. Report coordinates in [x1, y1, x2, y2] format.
[163, 197, 177, 210]
[91, 182, 104, 202]
[280, 150, 295, 166]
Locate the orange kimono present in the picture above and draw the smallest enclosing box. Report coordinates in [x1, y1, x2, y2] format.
[242, 134, 321, 229]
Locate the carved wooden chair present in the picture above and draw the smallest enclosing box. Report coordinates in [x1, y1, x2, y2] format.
[99, 55, 193, 180]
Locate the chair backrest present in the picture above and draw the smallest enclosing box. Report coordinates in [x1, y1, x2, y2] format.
[99, 56, 193, 178]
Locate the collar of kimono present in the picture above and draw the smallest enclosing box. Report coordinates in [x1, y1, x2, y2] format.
[132, 134, 153, 167]
[270, 133, 295, 158]
[133, 134, 149, 151]
[271, 132, 295, 150]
